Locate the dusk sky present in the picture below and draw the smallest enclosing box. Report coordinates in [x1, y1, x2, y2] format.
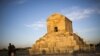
[0, 0, 100, 49]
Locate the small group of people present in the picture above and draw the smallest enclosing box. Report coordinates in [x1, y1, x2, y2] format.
[8, 43, 16, 56]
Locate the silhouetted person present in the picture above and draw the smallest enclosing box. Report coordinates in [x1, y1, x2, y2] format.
[8, 43, 11, 56]
[8, 43, 16, 56]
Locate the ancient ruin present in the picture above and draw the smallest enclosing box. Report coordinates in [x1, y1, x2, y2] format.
[29, 13, 90, 55]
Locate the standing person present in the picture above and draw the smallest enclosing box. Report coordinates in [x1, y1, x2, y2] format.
[8, 43, 12, 56]
[8, 43, 16, 56]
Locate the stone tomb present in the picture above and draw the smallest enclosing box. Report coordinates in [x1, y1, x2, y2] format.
[29, 13, 90, 55]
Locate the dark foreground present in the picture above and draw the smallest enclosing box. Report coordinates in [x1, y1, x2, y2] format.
[0, 50, 100, 56]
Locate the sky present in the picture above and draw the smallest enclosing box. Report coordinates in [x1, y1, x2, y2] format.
[0, 0, 100, 49]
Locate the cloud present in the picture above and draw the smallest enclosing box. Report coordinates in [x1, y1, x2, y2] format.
[17, 0, 27, 4]
[61, 7, 100, 21]
[25, 21, 46, 30]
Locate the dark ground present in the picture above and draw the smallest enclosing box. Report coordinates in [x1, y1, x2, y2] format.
[0, 50, 100, 56]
